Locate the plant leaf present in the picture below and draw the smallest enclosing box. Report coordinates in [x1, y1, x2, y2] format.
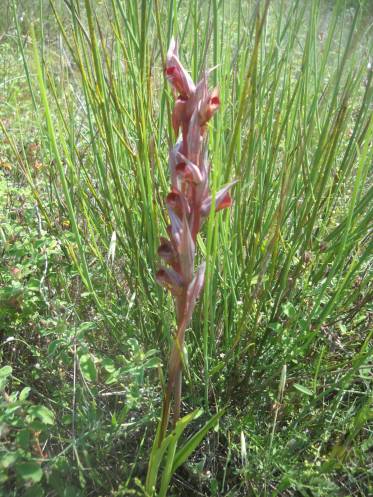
[0, 365, 12, 378]
[19, 387, 31, 401]
[294, 383, 313, 396]
[79, 354, 97, 382]
[172, 408, 226, 472]
[158, 409, 203, 497]
[16, 461, 43, 483]
[28, 405, 55, 425]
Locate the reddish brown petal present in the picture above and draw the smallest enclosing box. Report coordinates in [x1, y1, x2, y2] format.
[215, 192, 232, 212]
[166, 190, 190, 218]
[182, 262, 206, 326]
[200, 180, 237, 217]
[176, 153, 203, 183]
[158, 237, 178, 264]
[165, 66, 176, 76]
[169, 142, 182, 190]
[166, 38, 195, 97]
[175, 162, 192, 184]
[156, 267, 184, 296]
[168, 208, 182, 246]
[178, 216, 195, 283]
[194, 150, 210, 205]
[187, 107, 203, 165]
[172, 99, 186, 136]
[166, 192, 183, 218]
[199, 87, 220, 127]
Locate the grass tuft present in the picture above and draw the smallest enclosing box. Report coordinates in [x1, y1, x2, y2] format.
[0, 0, 372, 496]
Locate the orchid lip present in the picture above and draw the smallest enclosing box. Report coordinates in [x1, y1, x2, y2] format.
[156, 267, 184, 296]
[158, 237, 176, 261]
[176, 153, 203, 184]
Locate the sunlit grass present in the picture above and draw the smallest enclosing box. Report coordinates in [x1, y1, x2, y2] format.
[1, 0, 372, 495]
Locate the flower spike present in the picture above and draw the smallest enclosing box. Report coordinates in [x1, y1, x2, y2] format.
[155, 39, 235, 437]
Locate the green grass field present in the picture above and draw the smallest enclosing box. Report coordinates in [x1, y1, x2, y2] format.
[0, 1, 372, 496]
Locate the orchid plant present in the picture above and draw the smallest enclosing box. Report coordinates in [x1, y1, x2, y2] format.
[156, 39, 236, 441]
